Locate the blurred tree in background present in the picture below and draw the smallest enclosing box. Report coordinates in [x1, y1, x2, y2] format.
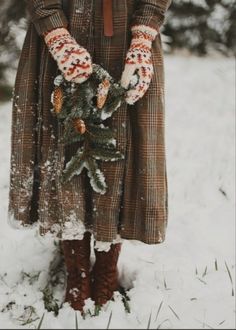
[0, 0, 27, 100]
[0, 0, 235, 100]
[164, 0, 236, 55]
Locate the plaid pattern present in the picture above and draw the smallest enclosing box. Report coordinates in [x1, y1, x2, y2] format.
[8, 0, 171, 244]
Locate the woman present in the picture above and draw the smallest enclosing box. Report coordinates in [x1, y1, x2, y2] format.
[8, 0, 171, 313]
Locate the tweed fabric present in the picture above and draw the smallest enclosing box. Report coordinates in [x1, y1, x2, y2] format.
[8, 0, 171, 244]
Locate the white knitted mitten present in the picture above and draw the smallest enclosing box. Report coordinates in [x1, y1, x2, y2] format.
[44, 27, 93, 84]
[121, 25, 158, 105]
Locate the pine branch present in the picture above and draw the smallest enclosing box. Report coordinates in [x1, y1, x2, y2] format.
[72, 81, 96, 119]
[61, 149, 85, 183]
[91, 139, 117, 149]
[61, 121, 85, 145]
[92, 64, 113, 81]
[63, 133, 85, 146]
[101, 86, 125, 119]
[87, 124, 114, 141]
[52, 64, 126, 193]
[85, 157, 107, 194]
[92, 147, 124, 162]
[61, 124, 74, 142]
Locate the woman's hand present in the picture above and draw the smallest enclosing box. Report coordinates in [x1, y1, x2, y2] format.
[44, 27, 93, 84]
[121, 25, 158, 105]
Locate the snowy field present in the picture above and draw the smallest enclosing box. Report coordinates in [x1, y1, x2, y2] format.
[0, 54, 235, 329]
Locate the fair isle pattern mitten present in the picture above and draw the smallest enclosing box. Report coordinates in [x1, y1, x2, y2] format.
[121, 25, 158, 105]
[44, 27, 93, 84]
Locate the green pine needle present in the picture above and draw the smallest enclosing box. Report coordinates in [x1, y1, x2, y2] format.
[87, 124, 114, 141]
[86, 157, 107, 194]
[119, 287, 131, 313]
[94, 305, 101, 316]
[61, 149, 85, 183]
[92, 140, 116, 150]
[63, 132, 85, 146]
[92, 148, 124, 162]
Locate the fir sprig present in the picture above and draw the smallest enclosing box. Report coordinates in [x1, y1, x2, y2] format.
[52, 64, 126, 194]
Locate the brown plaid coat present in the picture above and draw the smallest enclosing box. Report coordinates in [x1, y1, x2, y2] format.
[8, 0, 171, 244]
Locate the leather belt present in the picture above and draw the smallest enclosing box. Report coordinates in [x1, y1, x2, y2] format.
[103, 0, 113, 37]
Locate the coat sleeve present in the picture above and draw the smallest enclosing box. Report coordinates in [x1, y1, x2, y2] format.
[131, 0, 172, 32]
[26, 0, 68, 36]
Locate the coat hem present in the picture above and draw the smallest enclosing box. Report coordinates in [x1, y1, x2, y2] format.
[8, 209, 166, 246]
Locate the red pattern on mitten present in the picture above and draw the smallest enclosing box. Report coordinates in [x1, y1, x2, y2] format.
[121, 25, 158, 105]
[44, 27, 92, 84]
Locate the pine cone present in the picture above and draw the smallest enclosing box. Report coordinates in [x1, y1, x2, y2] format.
[73, 118, 86, 134]
[53, 86, 63, 114]
[97, 79, 111, 109]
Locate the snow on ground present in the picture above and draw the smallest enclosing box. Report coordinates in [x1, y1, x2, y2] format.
[0, 54, 235, 329]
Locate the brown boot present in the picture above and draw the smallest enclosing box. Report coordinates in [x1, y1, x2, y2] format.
[61, 232, 91, 312]
[92, 243, 122, 307]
